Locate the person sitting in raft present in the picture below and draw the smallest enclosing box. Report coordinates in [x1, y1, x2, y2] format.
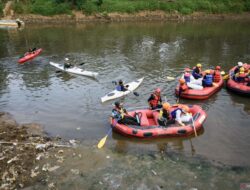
[148, 88, 162, 110]
[202, 70, 213, 87]
[111, 101, 139, 125]
[234, 62, 243, 75]
[160, 102, 192, 127]
[235, 67, 246, 83]
[192, 63, 203, 79]
[116, 80, 128, 92]
[212, 66, 221, 83]
[178, 78, 189, 96]
[64, 58, 73, 70]
[158, 103, 175, 126]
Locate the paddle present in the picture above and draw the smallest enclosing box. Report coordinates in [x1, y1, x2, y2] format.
[190, 113, 198, 137]
[97, 128, 112, 149]
[79, 62, 85, 66]
[111, 81, 139, 96]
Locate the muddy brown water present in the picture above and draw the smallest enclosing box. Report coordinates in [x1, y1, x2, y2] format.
[0, 20, 250, 189]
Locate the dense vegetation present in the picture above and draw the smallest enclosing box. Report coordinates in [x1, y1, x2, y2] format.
[8, 0, 250, 16]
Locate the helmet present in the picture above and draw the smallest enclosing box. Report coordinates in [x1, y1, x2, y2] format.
[238, 62, 243, 67]
[180, 105, 190, 113]
[155, 88, 161, 94]
[205, 70, 211, 74]
[197, 63, 202, 68]
[179, 78, 185, 84]
[163, 102, 170, 110]
[239, 67, 245, 72]
[65, 58, 69, 61]
[184, 68, 191, 72]
[119, 80, 123, 84]
[114, 101, 120, 107]
[215, 66, 221, 70]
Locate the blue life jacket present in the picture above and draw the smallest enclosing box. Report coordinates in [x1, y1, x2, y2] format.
[116, 85, 126, 91]
[192, 70, 202, 79]
[170, 108, 182, 119]
[112, 109, 122, 120]
[184, 73, 191, 83]
[203, 74, 213, 86]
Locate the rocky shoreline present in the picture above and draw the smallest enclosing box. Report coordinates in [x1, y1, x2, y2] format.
[3, 11, 250, 24]
[0, 112, 76, 190]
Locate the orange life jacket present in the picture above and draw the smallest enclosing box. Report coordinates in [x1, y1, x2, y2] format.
[180, 83, 188, 91]
[213, 70, 221, 82]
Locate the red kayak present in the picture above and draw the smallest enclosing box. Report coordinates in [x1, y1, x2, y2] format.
[110, 104, 207, 138]
[175, 70, 224, 100]
[226, 64, 250, 96]
[18, 48, 43, 64]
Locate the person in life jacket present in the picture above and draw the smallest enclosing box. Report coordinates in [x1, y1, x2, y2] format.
[192, 63, 203, 79]
[178, 78, 189, 97]
[148, 88, 162, 110]
[158, 103, 175, 126]
[183, 68, 191, 83]
[111, 101, 139, 125]
[213, 66, 221, 83]
[159, 103, 192, 126]
[116, 80, 128, 92]
[64, 58, 73, 69]
[234, 62, 243, 75]
[235, 67, 246, 83]
[202, 70, 213, 87]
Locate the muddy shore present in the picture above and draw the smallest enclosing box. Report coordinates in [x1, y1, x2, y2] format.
[4, 11, 250, 24]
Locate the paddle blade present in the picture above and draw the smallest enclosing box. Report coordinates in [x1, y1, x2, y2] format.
[220, 71, 225, 75]
[55, 70, 62, 73]
[166, 76, 175, 81]
[223, 74, 229, 80]
[97, 135, 108, 149]
[133, 92, 139, 96]
[79, 62, 85, 66]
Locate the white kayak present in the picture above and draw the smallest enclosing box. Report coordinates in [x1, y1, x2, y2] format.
[49, 61, 98, 78]
[101, 78, 144, 103]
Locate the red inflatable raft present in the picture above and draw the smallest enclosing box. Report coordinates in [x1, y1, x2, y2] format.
[18, 48, 43, 64]
[175, 70, 224, 100]
[226, 64, 250, 96]
[110, 104, 207, 138]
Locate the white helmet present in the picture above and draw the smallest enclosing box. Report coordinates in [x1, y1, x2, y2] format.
[65, 58, 69, 61]
[238, 62, 243, 67]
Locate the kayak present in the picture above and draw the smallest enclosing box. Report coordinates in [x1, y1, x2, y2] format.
[110, 104, 207, 138]
[175, 70, 224, 100]
[0, 19, 24, 28]
[18, 48, 43, 64]
[101, 78, 144, 103]
[49, 61, 98, 78]
[226, 64, 250, 96]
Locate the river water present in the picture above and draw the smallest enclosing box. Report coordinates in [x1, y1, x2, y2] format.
[0, 20, 250, 189]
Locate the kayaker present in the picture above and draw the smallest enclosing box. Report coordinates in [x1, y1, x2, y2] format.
[64, 58, 73, 69]
[192, 63, 203, 79]
[158, 103, 175, 126]
[111, 101, 139, 125]
[160, 103, 192, 127]
[202, 70, 213, 87]
[213, 66, 221, 83]
[235, 67, 246, 83]
[116, 80, 128, 92]
[148, 88, 162, 110]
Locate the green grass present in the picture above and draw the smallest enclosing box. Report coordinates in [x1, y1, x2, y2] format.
[10, 0, 250, 16]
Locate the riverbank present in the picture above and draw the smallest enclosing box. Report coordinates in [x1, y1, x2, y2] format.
[2, 11, 250, 24]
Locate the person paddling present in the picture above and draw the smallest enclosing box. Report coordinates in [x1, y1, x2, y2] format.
[158, 103, 175, 126]
[202, 70, 213, 87]
[116, 80, 128, 92]
[148, 88, 162, 110]
[64, 58, 73, 70]
[111, 101, 139, 125]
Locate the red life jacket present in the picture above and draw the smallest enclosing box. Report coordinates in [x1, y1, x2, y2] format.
[180, 83, 188, 91]
[213, 70, 221, 82]
[149, 94, 161, 107]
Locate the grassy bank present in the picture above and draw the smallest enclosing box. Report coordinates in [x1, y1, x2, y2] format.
[10, 0, 250, 16]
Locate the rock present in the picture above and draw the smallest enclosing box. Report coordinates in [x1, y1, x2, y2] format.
[30, 170, 39, 178]
[71, 169, 80, 175]
[48, 165, 60, 172]
[7, 156, 18, 164]
[151, 170, 157, 176]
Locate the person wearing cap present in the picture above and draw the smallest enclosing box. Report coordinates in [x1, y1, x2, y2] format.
[64, 58, 73, 69]
[213, 66, 221, 83]
[148, 88, 163, 110]
[116, 80, 128, 92]
[235, 67, 246, 83]
[111, 101, 139, 125]
[158, 102, 175, 126]
[159, 102, 192, 127]
[192, 63, 203, 79]
[202, 70, 213, 87]
[234, 62, 243, 76]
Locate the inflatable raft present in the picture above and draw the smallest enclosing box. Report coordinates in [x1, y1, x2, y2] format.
[110, 104, 207, 138]
[175, 70, 224, 100]
[226, 64, 250, 96]
[18, 48, 43, 64]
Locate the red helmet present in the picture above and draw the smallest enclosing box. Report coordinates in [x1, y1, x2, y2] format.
[215, 66, 221, 70]
[155, 88, 161, 94]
